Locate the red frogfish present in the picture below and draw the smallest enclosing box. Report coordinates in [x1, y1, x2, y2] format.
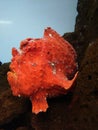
[7, 27, 78, 114]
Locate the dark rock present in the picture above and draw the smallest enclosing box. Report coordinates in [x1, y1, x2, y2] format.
[66, 39, 98, 130]
[75, 0, 98, 42]
[0, 63, 10, 92]
[0, 61, 2, 66]
[0, 88, 30, 126]
[63, 0, 98, 65]
[16, 126, 33, 130]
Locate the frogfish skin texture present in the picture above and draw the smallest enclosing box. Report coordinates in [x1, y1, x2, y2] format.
[7, 27, 78, 114]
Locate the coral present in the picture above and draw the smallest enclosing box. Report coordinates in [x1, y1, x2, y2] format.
[7, 27, 78, 114]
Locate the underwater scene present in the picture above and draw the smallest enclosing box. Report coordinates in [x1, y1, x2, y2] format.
[0, 0, 98, 130]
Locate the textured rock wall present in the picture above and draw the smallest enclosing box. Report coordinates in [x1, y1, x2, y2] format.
[75, 0, 98, 41]
[63, 0, 98, 64]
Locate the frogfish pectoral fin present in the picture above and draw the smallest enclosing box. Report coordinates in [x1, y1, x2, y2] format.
[54, 72, 78, 90]
[30, 91, 48, 114]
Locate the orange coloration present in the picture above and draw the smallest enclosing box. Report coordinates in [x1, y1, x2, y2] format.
[7, 27, 78, 114]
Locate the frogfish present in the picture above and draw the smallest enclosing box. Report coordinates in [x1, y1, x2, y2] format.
[7, 27, 78, 114]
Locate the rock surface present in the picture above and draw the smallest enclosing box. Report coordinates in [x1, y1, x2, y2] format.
[75, 0, 98, 41]
[0, 0, 98, 129]
[63, 0, 98, 64]
[65, 40, 98, 130]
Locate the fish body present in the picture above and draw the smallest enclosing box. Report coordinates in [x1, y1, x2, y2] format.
[7, 27, 78, 114]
